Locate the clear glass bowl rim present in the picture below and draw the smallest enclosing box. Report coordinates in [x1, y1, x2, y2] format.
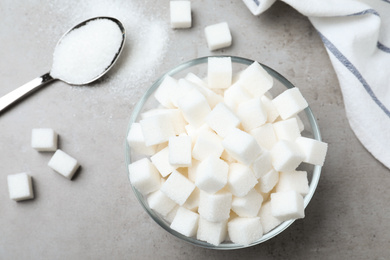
[124, 55, 322, 250]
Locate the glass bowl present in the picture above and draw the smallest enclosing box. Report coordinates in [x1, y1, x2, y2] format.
[125, 56, 322, 250]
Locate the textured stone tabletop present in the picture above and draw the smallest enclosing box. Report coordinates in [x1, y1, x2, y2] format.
[1, 1, 389, 259]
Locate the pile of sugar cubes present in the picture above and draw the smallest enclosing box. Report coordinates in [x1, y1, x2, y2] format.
[127, 57, 328, 246]
[7, 128, 80, 202]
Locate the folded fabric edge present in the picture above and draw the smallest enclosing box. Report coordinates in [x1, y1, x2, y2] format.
[242, 0, 276, 16]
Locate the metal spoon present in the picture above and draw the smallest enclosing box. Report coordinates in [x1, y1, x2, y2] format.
[0, 16, 126, 113]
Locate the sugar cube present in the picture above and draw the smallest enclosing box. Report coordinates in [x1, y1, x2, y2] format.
[228, 217, 263, 245]
[261, 96, 279, 123]
[276, 170, 309, 196]
[270, 140, 304, 172]
[207, 57, 232, 89]
[205, 102, 240, 138]
[195, 156, 229, 194]
[177, 88, 211, 128]
[187, 159, 199, 182]
[48, 149, 80, 180]
[165, 205, 180, 223]
[150, 147, 177, 178]
[237, 97, 267, 132]
[183, 187, 200, 211]
[161, 170, 195, 205]
[128, 158, 161, 195]
[223, 83, 251, 111]
[273, 117, 301, 141]
[170, 207, 199, 237]
[197, 217, 227, 246]
[272, 87, 308, 120]
[257, 169, 279, 193]
[169, 135, 192, 167]
[170, 1, 192, 29]
[250, 123, 277, 150]
[204, 22, 232, 51]
[227, 163, 258, 197]
[127, 123, 157, 156]
[192, 129, 224, 161]
[198, 190, 232, 222]
[258, 201, 282, 234]
[271, 191, 305, 221]
[184, 75, 224, 108]
[147, 190, 177, 217]
[31, 128, 58, 152]
[154, 75, 179, 108]
[140, 113, 176, 146]
[252, 151, 273, 180]
[7, 173, 34, 201]
[295, 136, 328, 166]
[231, 189, 263, 217]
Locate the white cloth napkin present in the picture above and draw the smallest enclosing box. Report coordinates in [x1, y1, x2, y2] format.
[243, 0, 390, 169]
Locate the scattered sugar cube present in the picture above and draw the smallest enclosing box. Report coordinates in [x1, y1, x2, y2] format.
[31, 128, 58, 152]
[271, 191, 305, 221]
[223, 83, 251, 111]
[228, 217, 263, 245]
[128, 158, 161, 195]
[147, 190, 177, 217]
[170, 207, 199, 237]
[169, 135, 192, 167]
[197, 217, 227, 246]
[234, 61, 273, 98]
[273, 117, 301, 141]
[250, 123, 277, 150]
[150, 147, 177, 178]
[204, 22, 232, 51]
[295, 136, 328, 166]
[48, 149, 80, 180]
[237, 97, 267, 132]
[227, 163, 258, 197]
[198, 190, 232, 222]
[154, 75, 179, 108]
[140, 113, 176, 146]
[231, 189, 263, 217]
[170, 1, 192, 29]
[261, 96, 279, 123]
[272, 88, 308, 120]
[276, 170, 309, 196]
[258, 201, 283, 234]
[161, 170, 195, 205]
[177, 88, 211, 128]
[7, 173, 34, 201]
[195, 156, 229, 194]
[257, 169, 279, 193]
[223, 128, 262, 165]
[127, 123, 157, 156]
[205, 102, 241, 138]
[271, 140, 304, 172]
[192, 129, 224, 161]
[207, 57, 232, 89]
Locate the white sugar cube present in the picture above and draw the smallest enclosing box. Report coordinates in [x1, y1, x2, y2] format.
[141, 108, 187, 136]
[294, 115, 305, 132]
[185, 123, 211, 145]
[205, 102, 240, 138]
[271, 191, 305, 221]
[295, 136, 328, 166]
[276, 170, 309, 196]
[161, 170, 195, 205]
[228, 217, 263, 245]
[273, 117, 301, 141]
[7, 173, 34, 201]
[192, 129, 224, 161]
[237, 97, 267, 132]
[272, 88, 308, 120]
[128, 158, 161, 195]
[151, 147, 177, 178]
[147, 190, 177, 217]
[154, 75, 179, 108]
[271, 140, 304, 172]
[195, 156, 229, 194]
[170, 1, 192, 29]
[183, 187, 200, 211]
[140, 113, 176, 146]
[127, 123, 157, 156]
[31, 128, 58, 152]
[198, 190, 232, 222]
[197, 217, 227, 246]
[48, 149, 80, 180]
[222, 128, 262, 165]
[171, 78, 196, 107]
[187, 159, 199, 182]
[207, 57, 232, 89]
[220, 149, 237, 163]
[177, 88, 211, 128]
[169, 135, 192, 167]
[223, 83, 251, 111]
[204, 22, 232, 51]
[257, 169, 279, 193]
[261, 96, 279, 123]
[184, 75, 224, 108]
[258, 201, 282, 234]
[232, 189, 263, 217]
[185, 72, 208, 88]
[165, 205, 180, 223]
[227, 163, 258, 197]
[170, 207, 199, 237]
[234, 61, 273, 98]
[250, 123, 277, 150]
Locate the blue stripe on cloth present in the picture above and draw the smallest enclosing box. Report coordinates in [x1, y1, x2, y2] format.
[347, 9, 380, 16]
[377, 41, 390, 53]
[317, 30, 390, 117]
[253, 0, 260, 6]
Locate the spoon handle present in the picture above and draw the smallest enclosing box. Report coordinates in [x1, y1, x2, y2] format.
[0, 73, 55, 113]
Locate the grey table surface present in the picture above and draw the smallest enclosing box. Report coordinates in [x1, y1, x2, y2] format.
[1, 1, 389, 259]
